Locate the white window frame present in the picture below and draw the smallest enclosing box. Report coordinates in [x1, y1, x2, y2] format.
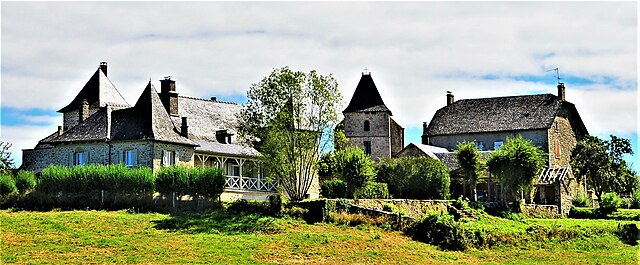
[162, 150, 176, 166]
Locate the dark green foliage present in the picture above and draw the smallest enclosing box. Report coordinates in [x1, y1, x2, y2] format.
[572, 189, 593, 207]
[39, 164, 154, 194]
[599, 192, 623, 215]
[408, 214, 478, 251]
[0, 142, 14, 173]
[569, 206, 597, 219]
[320, 179, 347, 198]
[333, 146, 377, 197]
[156, 165, 225, 199]
[377, 157, 450, 199]
[353, 182, 390, 199]
[617, 223, 638, 245]
[268, 194, 283, 214]
[0, 174, 17, 196]
[14, 171, 37, 194]
[455, 141, 484, 202]
[294, 199, 329, 223]
[632, 189, 640, 209]
[486, 136, 546, 203]
[571, 135, 635, 202]
[225, 198, 283, 217]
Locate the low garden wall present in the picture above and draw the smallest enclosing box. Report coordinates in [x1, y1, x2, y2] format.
[351, 199, 449, 218]
[522, 204, 560, 218]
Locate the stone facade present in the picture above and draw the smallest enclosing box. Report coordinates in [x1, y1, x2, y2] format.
[344, 112, 392, 160]
[350, 199, 449, 218]
[426, 129, 549, 152]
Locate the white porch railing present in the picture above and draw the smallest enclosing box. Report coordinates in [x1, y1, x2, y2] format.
[225, 175, 277, 192]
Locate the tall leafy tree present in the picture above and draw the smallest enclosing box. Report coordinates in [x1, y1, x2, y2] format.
[454, 141, 484, 202]
[571, 135, 634, 201]
[237, 67, 342, 201]
[486, 136, 546, 204]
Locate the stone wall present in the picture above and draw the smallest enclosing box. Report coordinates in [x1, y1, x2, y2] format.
[350, 199, 449, 218]
[22, 142, 111, 172]
[390, 118, 404, 156]
[547, 107, 584, 169]
[343, 112, 392, 160]
[150, 142, 194, 170]
[62, 106, 100, 131]
[427, 129, 549, 152]
[522, 204, 560, 218]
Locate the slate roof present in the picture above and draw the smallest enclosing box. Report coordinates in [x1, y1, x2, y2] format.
[426, 93, 585, 136]
[110, 82, 197, 146]
[169, 96, 243, 142]
[195, 140, 260, 158]
[433, 151, 493, 172]
[50, 108, 109, 143]
[58, 67, 130, 112]
[343, 73, 391, 114]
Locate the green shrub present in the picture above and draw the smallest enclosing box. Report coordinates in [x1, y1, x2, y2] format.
[14, 171, 37, 193]
[155, 165, 190, 195]
[354, 182, 390, 199]
[632, 188, 640, 209]
[320, 179, 348, 198]
[377, 157, 450, 199]
[572, 189, 592, 207]
[190, 167, 225, 198]
[569, 206, 597, 219]
[39, 164, 154, 195]
[0, 174, 17, 196]
[333, 147, 377, 197]
[408, 213, 477, 251]
[599, 192, 623, 214]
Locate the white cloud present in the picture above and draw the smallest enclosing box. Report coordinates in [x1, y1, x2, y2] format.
[1, 2, 637, 166]
[0, 124, 59, 168]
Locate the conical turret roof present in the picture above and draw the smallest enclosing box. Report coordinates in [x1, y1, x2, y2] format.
[343, 73, 391, 114]
[58, 66, 130, 112]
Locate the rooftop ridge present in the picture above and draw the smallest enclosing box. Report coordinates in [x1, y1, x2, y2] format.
[455, 93, 556, 102]
[178, 95, 238, 105]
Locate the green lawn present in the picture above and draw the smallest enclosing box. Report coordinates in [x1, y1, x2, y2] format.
[1, 210, 638, 264]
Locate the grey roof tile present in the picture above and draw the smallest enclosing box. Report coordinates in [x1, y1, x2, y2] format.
[170, 96, 243, 142]
[195, 140, 260, 158]
[344, 74, 391, 114]
[58, 67, 130, 112]
[433, 151, 493, 172]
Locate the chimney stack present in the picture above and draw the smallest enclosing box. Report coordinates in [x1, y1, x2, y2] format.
[446, 91, 454, 106]
[180, 117, 189, 138]
[79, 99, 89, 122]
[557, 83, 565, 101]
[58, 126, 64, 136]
[100, 62, 108, 76]
[210, 97, 217, 102]
[159, 76, 179, 116]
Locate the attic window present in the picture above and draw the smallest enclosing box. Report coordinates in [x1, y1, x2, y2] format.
[216, 130, 233, 144]
[364, 120, 370, 131]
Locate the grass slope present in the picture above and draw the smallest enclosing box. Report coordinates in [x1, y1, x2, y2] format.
[1, 210, 638, 264]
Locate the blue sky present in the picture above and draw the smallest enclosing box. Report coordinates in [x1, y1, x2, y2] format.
[1, 2, 637, 171]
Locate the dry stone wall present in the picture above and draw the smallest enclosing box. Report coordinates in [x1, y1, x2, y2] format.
[350, 199, 449, 218]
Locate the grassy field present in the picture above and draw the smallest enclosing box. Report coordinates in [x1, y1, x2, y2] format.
[1, 210, 638, 264]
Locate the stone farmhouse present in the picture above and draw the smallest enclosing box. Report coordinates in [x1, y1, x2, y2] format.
[21, 63, 318, 200]
[341, 72, 589, 215]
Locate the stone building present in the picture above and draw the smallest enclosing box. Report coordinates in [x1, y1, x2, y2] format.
[340, 73, 404, 160]
[420, 84, 589, 215]
[21, 63, 319, 200]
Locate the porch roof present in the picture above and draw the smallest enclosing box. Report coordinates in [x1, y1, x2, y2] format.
[195, 140, 260, 158]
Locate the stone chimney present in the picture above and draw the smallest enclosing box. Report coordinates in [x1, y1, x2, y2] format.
[557, 83, 565, 101]
[100, 62, 108, 76]
[446, 91, 454, 106]
[57, 126, 64, 136]
[159, 76, 179, 116]
[180, 117, 189, 138]
[210, 97, 217, 102]
[79, 99, 89, 122]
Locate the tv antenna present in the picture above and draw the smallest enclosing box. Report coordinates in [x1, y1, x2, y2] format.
[546, 67, 561, 84]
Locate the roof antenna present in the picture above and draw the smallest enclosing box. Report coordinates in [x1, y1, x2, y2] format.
[546, 67, 561, 84]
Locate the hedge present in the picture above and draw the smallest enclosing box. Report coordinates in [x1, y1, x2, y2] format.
[354, 182, 390, 199]
[156, 165, 225, 198]
[0, 174, 17, 196]
[39, 164, 154, 194]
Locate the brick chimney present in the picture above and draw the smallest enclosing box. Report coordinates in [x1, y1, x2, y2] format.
[79, 99, 89, 122]
[159, 76, 179, 116]
[557, 83, 565, 101]
[180, 117, 189, 138]
[446, 91, 454, 106]
[57, 126, 64, 136]
[100, 62, 107, 76]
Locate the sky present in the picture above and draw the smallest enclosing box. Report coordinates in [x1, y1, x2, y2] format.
[1, 2, 638, 170]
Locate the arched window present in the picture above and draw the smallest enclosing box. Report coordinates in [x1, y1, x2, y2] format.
[364, 120, 370, 131]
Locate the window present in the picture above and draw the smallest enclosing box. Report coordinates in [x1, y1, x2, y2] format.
[493, 141, 504, 150]
[74, 152, 87, 166]
[162, 150, 177, 166]
[363, 141, 372, 155]
[364, 120, 370, 132]
[555, 140, 561, 159]
[125, 150, 138, 167]
[475, 141, 485, 151]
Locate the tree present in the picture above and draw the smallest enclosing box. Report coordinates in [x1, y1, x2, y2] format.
[333, 146, 377, 198]
[486, 136, 546, 204]
[376, 156, 450, 199]
[0, 142, 14, 174]
[571, 135, 634, 202]
[454, 141, 484, 202]
[237, 67, 342, 201]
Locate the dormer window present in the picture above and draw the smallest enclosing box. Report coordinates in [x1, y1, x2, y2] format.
[364, 120, 370, 132]
[216, 130, 233, 144]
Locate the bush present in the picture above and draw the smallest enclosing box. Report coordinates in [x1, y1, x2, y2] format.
[39, 164, 154, 194]
[408, 213, 477, 251]
[599, 192, 623, 214]
[377, 157, 450, 199]
[14, 171, 37, 194]
[333, 147, 377, 197]
[354, 182, 390, 199]
[0, 174, 17, 196]
[320, 179, 348, 198]
[631, 188, 640, 209]
[190, 167, 225, 198]
[572, 189, 592, 207]
[568, 206, 597, 219]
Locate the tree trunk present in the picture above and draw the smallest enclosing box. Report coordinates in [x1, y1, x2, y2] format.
[470, 176, 477, 202]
